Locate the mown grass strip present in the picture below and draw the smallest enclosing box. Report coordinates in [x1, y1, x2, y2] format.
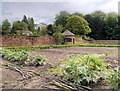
[1, 43, 119, 51]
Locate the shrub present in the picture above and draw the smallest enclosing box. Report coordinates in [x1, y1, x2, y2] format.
[33, 55, 47, 66]
[53, 32, 64, 44]
[1, 48, 47, 66]
[107, 67, 120, 90]
[51, 54, 110, 85]
[81, 35, 94, 41]
[1, 48, 29, 64]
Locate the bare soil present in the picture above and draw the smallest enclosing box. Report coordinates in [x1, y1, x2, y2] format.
[1, 47, 118, 90]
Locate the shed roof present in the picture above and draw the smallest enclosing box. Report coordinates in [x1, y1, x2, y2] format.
[63, 30, 75, 36]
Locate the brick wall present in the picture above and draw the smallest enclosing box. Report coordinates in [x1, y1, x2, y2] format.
[74, 37, 119, 45]
[0, 35, 56, 46]
[75, 37, 88, 44]
[0, 35, 119, 47]
[90, 40, 119, 45]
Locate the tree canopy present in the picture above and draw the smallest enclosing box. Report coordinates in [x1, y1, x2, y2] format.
[66, 15, 91, 35]
[1, 10, 119, 40]
[55, 11, 70, 27]
[2, 19, 11, 34]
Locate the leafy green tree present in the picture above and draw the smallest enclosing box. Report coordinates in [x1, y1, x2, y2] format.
[40, 26, 48, 36]
[12, 21, 21, 32]
[118, 15, 120, 25]
[11, 21, 28, 35]
[47, 24, 54, 36]
[37, 27, 41, 35]
[2, 19, 11, 34]
[20, 22, 28, 30]
[28, 17, 35, 33]
[0, 25, 2, 34]
[53, 25, 63, 33]
[55, 11, 70, 27]
[22, 15, 28, 25]
[91, 10, 106, 17]
[53, 32, 64, 44]
[71, 12, 83, 17]
[104, 12, 118, 39]
[66, 15, 91, 35]
[85, 10, 106, 39]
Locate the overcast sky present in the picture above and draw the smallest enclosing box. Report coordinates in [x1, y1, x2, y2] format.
[1, 0, 119, 24]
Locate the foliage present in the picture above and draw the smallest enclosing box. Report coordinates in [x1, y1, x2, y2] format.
[46, 24, 63, 36]
[107, 68, 120, 90]
[47, 24, 54, 36]
[2, 19, 11, 34]
[53, 25, 63, 33]
[104, 12, 119, 39]
[52, 54, 109, 85]
[66, 15, 91, 35]
[81, 35, 94, 41]
[28, 17, 35, 33]
[1, 11, 119, 40]
[1, 48, 29, 64]
[71, 12, 83, 17]
[33, 55, 47, 66]
[53, 32, 64, 44]
[0, 48, 47, 66]
[85, 11, 106, 39]
[2, 43, 119, 53]
[55, 11, 70, 27]
[22, 15, 29, 25]
[85, 11, 119, 40]
[39, 26, 48, 36]
[11, 21, 28, 34]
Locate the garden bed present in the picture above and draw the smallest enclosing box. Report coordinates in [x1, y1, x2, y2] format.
[1, 47, 119, 90]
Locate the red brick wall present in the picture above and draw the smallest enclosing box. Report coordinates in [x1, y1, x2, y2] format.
[31, 36, 56, 46]
[90, 40, 119, 45]
[0, 35, 119, 47]
[75, 37, 88, 44]
[74, 37, 119, 45]
[0, 35, 56, 47]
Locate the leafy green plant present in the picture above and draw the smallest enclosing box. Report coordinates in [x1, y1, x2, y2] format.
[50, 54, 110, 85]
[33, 55, 47, 66]
[1, 48, 47, 66]
[107, 68, 120, 90]
[53, 32, 64, 44]
[1, 48, 29, 63]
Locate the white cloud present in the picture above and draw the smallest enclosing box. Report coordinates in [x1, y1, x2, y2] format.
[2, 1, 118, 24]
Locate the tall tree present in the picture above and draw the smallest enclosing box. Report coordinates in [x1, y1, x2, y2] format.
[2, 19, 11, 35]
[104, 12, 118, 39]
[71, 12, 83, 17]
[85, 10, 106, 39]
[11, 21, 28, 35]
[20, 22, 28, 30]
[66, 15, 91, 35]
[47, 24, 54, 36]
[22, 15, 28, 24]
[55, 11, 70, 27]
[28, 17, 35, 33]
[53, 25, 63, 33]
[11, 21, 20, 35]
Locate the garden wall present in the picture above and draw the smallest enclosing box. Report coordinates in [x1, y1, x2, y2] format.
[75, 37, 89, 44]
[90, 40, 119, 45]
[0, 35, 56, 46]
[74, 37, 119, 45]
[0, 35, 119, 47]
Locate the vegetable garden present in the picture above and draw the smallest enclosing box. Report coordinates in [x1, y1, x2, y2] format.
[0, 45, 119, 91]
